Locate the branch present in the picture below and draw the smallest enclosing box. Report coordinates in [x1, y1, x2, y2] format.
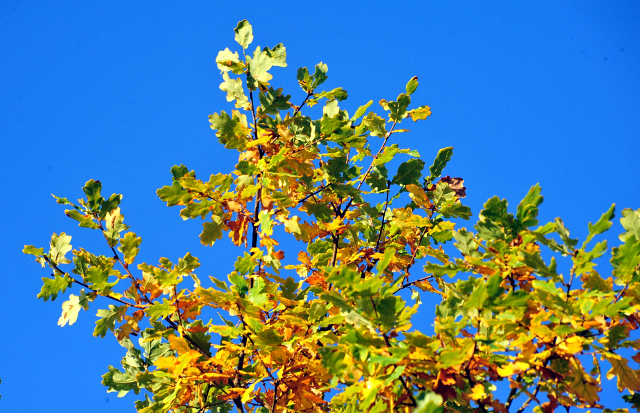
[614, 261, 640, 303]
[44, 256, 143, 309]
[293, 91, 313, 117]
[504, 375, 523, 411]
[340, 121, 397, 217]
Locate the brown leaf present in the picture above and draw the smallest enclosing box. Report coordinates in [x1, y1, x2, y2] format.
[439, 176, 466, 198]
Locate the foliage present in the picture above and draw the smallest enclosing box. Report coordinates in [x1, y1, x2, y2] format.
[24, 20, 640, 413]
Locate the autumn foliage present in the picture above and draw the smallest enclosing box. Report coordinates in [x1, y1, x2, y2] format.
[25, 20, 640, 413]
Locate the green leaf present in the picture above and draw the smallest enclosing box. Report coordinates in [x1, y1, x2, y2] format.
[263, 43, 287, 67]
[200, 216, 228, 247]
[392, 159, 425, 186]
[64, 209, 99, 229]
[235, 252, 256, 275]
[259, 87, 291, 116]
[555, 218, 578, 251]
[103, 208, 128, 247]
[620, 208, 640, 242]
[234, 20, 253, 49]
[208, 110, 252, 151]
[23, 245, 45, 257]
[453, 229, 479, 257]
[220, 72, 250, 110]
[414, 392, 443, 413]
[311, 62, 328, 90]
[49, 232, 73, 265]
[388, 93, 411, 122]
[305, 202, 333, 223]
[516, 183, 543, 229]
[362, 112, 388, 137]
[247, 278, 268, 307]
[583, 204, 615, 248]
[119, 232, 142, 266]
[216, 48, 244, 73]
[157, 181, 192, 207]
[406, 76, 419, 95]
[146, 299, 174, 322]
[428, 147, 453, 181]
[377, 248, 396, 274]
[83, 179, 104, 211]
[94, 305, 126, 338]
[177, 252, 200, 273]
[37, 273, 72, 301]
[99, 194, 122, 220]
[102, 365, 139, 396]
[248, 46, 274, 85]
[351, 100, 373, 121]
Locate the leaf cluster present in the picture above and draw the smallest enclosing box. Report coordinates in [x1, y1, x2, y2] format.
[24, 20, 640, 413]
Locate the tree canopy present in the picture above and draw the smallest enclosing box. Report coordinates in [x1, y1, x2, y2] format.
[24, 20, 640, 413]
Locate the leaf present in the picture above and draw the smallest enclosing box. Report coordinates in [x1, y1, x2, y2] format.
[119, 232, 142, 265]
[58, 290, 91, 327]
[392, 159, 425, 186]
[259, 87, 291, 115]
[439, 176, 466, 198]
[100, 194, 122, 220]
[168, 335, 191, 354]
[604, 354, 640, 392]
[376, 248, 396, 274]
[23, 245, 45, 257]
[208, 110, 252, 151]
[102, 365, 139, 396]
[407, 105, 432, 121]
[428, 147, 453, 181]
[311, 62, 328, 90]
[200, 216, 228, 247]
[414, 392, 443, 413]
[234, 19, 253, 49]
[146, 299, 174, 322]
[157, 181, 192, 207]
[583, 204, 615, 248]
[516, 183, 543, 229]
[388, 93, 411, 122]
[216, 48, 244, 73]
[49, 232, 73, 265]
[65, 209, 99, 229]
[94, 305, 126, 338]
[555, 218, 578, 251]
[248, 46, 274, 84]
[362, 112, 388, 137]
[37, 273, 72, 301]
[620, 208, 640, 242]
[103, 207, 128, 247]
[263, 43, 287, 67]
[220, 72, 250, 110]
[83, 179, 104, 211]
[351, 100, 373, 121]
[406, 76, 419, 95]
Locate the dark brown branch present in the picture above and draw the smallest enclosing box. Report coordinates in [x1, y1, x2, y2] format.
[44, 257, 143, 309]
[293, 91, 313, 117]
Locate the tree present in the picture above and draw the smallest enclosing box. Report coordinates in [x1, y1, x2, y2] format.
[24, 19, 640, 413]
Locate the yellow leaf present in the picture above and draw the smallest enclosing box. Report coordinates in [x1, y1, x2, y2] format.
[169, 335, 191, 355]
[497, 361, 529, 377]
[469, 383, 486, 400]
[604, 354, 640, 392]
[558, 336, 584, 356]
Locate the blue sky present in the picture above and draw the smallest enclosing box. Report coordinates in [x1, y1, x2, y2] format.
[1, 1, 639, 411]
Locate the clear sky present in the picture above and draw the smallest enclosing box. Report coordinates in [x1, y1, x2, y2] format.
[1, 1, 639, 411]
